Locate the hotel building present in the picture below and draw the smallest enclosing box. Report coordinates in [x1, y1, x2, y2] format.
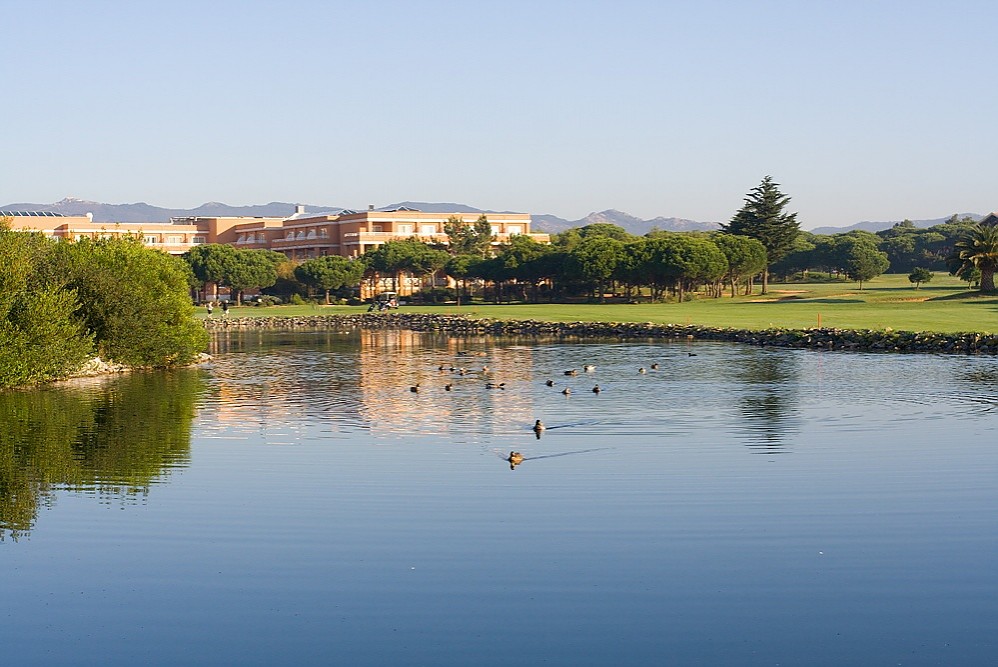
[1, 206, 548, 259]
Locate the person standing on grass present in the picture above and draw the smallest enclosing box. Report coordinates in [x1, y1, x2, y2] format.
[221, 301, 229, 317]
[206, 302, 214, 317]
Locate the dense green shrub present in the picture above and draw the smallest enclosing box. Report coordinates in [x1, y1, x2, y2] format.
[47, 237, 209, 366]
[1, 223, 208, 386]
[0, 227, 93, 387]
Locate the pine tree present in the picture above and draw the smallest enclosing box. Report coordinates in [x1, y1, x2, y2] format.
[721, 176, 800, 294]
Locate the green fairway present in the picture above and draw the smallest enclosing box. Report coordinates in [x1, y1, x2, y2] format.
[207, 273, 998, 334]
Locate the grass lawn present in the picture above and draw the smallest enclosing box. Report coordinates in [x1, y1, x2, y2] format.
[205, 273, 998, 334]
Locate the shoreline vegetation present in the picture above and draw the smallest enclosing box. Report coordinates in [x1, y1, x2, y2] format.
[204, 313, 998, 355]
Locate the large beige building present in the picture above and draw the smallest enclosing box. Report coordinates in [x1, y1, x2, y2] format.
[2, 206, 548, 259]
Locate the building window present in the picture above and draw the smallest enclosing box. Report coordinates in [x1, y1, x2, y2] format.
[286, 231, 294, 240]
[420, 224, 437, 236]
[491, 226, 500, 235]
[372, 225, 383, 232]
[397, 224, 414, 235]
[192, 236, 206, 245]
[144, 236, 158, 245]
[167, 236, 183, 244]
[319, 229, 328, 238]
[507, 225, 523, 236]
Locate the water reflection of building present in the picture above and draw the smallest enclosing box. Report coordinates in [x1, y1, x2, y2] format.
[204, 330, 540, 439]
[355, 330, 537, 437]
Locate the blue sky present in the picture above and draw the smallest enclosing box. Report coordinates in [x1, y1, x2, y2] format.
[4, 0, 995, 229]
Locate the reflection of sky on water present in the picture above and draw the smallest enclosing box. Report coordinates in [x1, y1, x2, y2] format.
[3, 331, 998, 666]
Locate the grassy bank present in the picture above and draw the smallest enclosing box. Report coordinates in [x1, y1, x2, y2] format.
[204, 274, 998, 334]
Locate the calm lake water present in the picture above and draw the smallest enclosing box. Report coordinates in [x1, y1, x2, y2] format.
[2, 330, 997, 666]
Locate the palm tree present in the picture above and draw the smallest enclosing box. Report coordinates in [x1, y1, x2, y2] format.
[948, 224, 998, 291]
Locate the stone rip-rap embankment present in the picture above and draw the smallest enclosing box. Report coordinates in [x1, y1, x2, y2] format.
[203, 313, 998, 354]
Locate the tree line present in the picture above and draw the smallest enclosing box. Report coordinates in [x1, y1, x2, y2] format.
[179, 179, 998, 305]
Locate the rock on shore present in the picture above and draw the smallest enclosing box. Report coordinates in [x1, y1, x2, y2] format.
[203, 313, 998, 355]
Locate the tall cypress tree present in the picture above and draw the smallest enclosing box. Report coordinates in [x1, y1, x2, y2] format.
[721, 175, 800, 294]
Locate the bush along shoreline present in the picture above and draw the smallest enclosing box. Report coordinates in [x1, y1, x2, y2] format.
[203, 313, 998, 355]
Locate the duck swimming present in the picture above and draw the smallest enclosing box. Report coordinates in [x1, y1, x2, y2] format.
[583, 364, 596, 372]
[564, 369, 578, 376]
[592, 384, 601, 394]
[562, 387, 572, 395]
[507, 451, 524, 469]
[533, 419, 545, 433]
[545, 379, 555, 387]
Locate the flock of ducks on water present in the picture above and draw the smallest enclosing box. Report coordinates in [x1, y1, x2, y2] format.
[407, 348, 701, 470]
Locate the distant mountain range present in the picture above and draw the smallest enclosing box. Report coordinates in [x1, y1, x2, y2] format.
[1, 197, 988, 236]
[809, 214, 984, 235]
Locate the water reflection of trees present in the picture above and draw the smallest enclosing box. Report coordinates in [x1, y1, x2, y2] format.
[0, 370, 203, 540]
[734, 350, 801, 452]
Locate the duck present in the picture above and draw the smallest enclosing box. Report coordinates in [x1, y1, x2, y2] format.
[562, 387, 572, 395]
[438, 365, 446, 371]
[533, 419, 546, 433]
[592, 384, 601, 394]
[444, 383, 453, 391]
[485, 382, 506, 390]
[410, 383, 420, 393]
[507, 451, 524, 469]
[564, 369, 578, 376]
[688, 352, 698, 357]
[545, 379, 555, 387]
[583, 364, 596, 372]
[650, 363, 659, 370]
[638, 367, 647, 374]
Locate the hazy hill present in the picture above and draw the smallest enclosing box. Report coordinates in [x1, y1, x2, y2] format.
[0, 198, 342, 223]
[810, 214, 984, 235]
[530, 209, 720, 235]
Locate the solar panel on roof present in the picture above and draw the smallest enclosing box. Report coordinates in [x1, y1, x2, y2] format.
[0, 210, 65, 217]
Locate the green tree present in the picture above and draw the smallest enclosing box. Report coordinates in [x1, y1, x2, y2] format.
[225, 249, 279, 305]
[443, 214, 494, 257]
[660, 235, 728, 300]
[294, 256, 365, 304]
[184, 244, 238, 302]
[49, 236, 208, 367]
[567, 236, 625, 302]
[838, 237, 890, 289]
[444, 254, 481, 304]
[721, 176, 800, 294]
[712, 233, 767, 297]
[948, 224, 998, 291]
[363, 239, 449, 295]
[577, 222, 636, 242]
[908, 267, 933, 289]
[496, 235, 551, 302]
[0, 223, 93, 387]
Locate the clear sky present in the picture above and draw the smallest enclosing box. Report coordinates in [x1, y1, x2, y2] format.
[4, 0, 995, 229]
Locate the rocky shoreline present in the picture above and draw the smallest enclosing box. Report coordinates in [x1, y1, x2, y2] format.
[203, 313, 998, 355]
